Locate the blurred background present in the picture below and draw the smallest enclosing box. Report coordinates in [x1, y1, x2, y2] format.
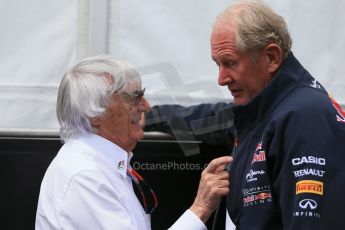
[0, 0, 344, 130]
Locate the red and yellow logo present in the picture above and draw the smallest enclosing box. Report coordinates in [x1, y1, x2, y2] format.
[255, 192, 272, 200]
[296, 180, 323, 195]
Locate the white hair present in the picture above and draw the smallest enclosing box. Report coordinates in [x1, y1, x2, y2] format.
[56, 55, 141, 142]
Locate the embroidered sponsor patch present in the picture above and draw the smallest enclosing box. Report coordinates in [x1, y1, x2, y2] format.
[251, 142, 266, 164]
[246, 169, 265, 182]
[242, 185, 272, 207]
[243, 192, 272, 204]
[293, 168, 325, 178]
[252, 151, 266, 164]
[292, 156, 326, 166]
[296, 180, 323, 195]
[299, 199, 317, 209]
[293, 199, 321, 218]
[242, 185, 270, 196]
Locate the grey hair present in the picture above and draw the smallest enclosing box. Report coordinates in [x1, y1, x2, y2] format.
[214, 0, 292, 60]
[56, 55, 141, 142]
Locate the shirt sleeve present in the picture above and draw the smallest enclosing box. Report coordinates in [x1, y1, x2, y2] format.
[168, 209, 207, 230]
[57, 170, 142, 230]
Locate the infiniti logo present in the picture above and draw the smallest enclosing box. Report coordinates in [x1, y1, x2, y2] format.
[299, 199, 317, 210]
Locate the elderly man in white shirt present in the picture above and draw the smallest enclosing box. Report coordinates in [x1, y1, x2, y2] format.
[35, 56, 231, 230]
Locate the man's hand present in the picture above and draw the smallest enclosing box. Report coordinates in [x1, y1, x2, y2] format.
[190, 156, 232, 223]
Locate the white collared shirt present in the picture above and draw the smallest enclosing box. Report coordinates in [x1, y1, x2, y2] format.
[35, 133, 150, 230]
[35, 132, 230, 230]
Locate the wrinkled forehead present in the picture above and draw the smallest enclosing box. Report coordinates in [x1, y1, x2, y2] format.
[210, 27, 237, 58]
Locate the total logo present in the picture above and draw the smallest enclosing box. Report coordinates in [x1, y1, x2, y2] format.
[299, 199, 317, 210]
[292, 156, 326, 166]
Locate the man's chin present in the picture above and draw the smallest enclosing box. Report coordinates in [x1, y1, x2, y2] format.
[234, 97, 250, 106]
[127, 132, 144, 152]
[133, 129, 145, 141]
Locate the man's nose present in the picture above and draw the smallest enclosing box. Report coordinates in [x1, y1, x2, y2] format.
[218, 66, 232, 86]
[139, 96, 151, 112]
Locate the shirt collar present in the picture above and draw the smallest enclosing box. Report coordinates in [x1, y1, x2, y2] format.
[77, 132, 133, 178]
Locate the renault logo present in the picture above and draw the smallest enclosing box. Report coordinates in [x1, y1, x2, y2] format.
[299, 199, 317, 210]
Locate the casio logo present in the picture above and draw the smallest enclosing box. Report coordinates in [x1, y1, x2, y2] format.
[292, 156, 326, 166]
[299, 199, 317, 210]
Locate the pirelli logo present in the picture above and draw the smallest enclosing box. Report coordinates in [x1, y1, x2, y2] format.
[296, 180, 323, 195]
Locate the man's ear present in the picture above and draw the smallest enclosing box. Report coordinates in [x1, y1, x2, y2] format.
[264, 43, 282, 74]
[90, 116, 101, 127]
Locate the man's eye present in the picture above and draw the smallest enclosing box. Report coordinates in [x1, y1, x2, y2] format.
[224, 60, 235, 68]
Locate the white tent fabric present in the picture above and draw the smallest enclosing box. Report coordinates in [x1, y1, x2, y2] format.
[0, 0, 344, 130]
[110, 0, 345, 106]
[0, 0, 76, 129]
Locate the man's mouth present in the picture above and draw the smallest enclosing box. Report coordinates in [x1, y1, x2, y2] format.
[230, 89, 242, 96]
[130, 115, 142, 126]
[131, 119, 140, 124]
